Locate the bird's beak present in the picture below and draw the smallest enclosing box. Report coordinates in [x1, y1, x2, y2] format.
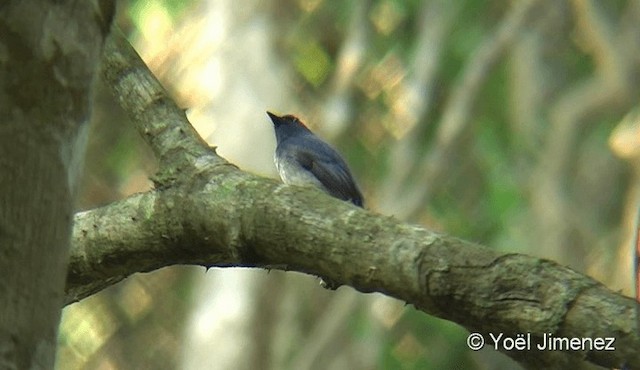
[266, 111, 282, 126]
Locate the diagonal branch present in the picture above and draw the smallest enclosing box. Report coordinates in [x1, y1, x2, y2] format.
[67, 29, 640, 369]
[100, 29, 228, 181]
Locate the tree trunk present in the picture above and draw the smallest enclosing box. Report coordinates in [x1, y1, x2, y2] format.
[0, 1, 113, 368]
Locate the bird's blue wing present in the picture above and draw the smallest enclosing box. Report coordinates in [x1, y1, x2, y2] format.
[292, 140, 363, 207]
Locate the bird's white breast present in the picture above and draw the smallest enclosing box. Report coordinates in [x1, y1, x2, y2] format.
[275, 153, 325, 190]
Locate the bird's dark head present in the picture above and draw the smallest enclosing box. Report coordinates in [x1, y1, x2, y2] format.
[267, 111, 311, 142]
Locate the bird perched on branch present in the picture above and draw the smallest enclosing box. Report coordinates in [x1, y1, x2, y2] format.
[267, 111, 363, 208]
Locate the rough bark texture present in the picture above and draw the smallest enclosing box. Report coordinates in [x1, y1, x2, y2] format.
[64, 31, 639, 369]
[0, 1, 113, 369]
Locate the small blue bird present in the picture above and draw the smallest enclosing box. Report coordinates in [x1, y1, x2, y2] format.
[267, 111, 363, 207]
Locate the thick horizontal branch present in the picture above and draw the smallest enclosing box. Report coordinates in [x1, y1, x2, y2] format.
[68, 170, 639, 369]
[69, 30, 640, 369]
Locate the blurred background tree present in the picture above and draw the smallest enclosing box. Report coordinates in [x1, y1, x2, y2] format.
[57, 0, 640, 369]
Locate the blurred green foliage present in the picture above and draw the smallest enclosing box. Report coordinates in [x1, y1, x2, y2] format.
[293, 38, 333, 86]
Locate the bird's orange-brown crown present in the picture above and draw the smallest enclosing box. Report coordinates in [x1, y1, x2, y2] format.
[282, 114, 308, 129]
